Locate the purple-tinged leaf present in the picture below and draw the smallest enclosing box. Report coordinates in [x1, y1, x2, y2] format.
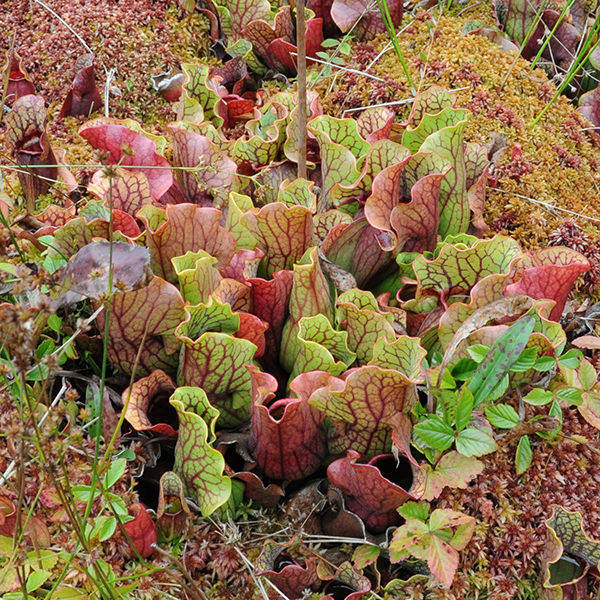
[231, 471, 285, 508]
[579, 86, 600, 126]
[88, 168, 155, 216]
[356, 107, 395, 143]
[521, 10, 581, 71]
[250, 367, 329, 480]
[169, 124, 237, 206]
[242, 202, 314, 279]
[3, 50, 35, 103]
[313, 209, 353, 242]
[267, 18, 325, 75]
[328, 450, 418, 532]
[79, 118, 172, 202]
[122, 503, 157, 558]
[330, 140, 411, 208]
[505, 247, 590, 321]
[58, 53, 102, 119]
[137, 204, 236, 284]
[464, 142, 490, 234]
[4, 94, 57, 208]
[214, 0, 272, 43]
[156, 471, 192, 541]
[255, 538, 320, 599]
[366, 151, 450, 253]
[249, 270, 294, 378]
[307, 0, 339, 38]
[152, 69, 184, 102]
[331, 0, 402, 41]
[502, 0, 542, 45]
[310, 366, 418, 456]
[321, 217, 391, 288]
[52, 241, 151, 309]
[95, 277, 185, 377]
[243, 6, 295, 72]
[170, 387, 232, 516]
[123, 369, 178, 437]
[280, 248, 334, 373]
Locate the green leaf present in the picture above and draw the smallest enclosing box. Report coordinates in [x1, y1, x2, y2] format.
[170, 387, 231, 516]
[468, 316, 536, 406]
[515, 435, 532, 475]
[558, 349, 583, 370]
[535, 356, 556, 372]
[579, 359, 598, 391]
[413, 416, 455, 451]
[510, 347, 539, 372]
[104, 458, 127, 489]
[485, 404, 520, 429]
[47, 313, 62, 333]
[455, 387, 474, 431]
[523, 389, 554, 406]
[450, 358, 477, 381]
[98, 516, 118, 542]
[466, 344, 488, 363]
[399, 500, 431, 521]
[26, 570, 51, 592]
[455, 427, 498, 457]
[72, 485, 99, 502]
[555, 387, 583, 406]
[486, 372, 510, 402]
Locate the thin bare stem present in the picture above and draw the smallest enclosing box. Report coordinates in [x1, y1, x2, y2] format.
[296, 0, 308, 180]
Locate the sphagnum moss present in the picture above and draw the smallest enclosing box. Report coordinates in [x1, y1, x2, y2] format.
[315, 7, 600, 256]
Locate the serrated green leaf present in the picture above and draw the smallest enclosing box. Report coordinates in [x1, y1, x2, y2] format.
[579, 359, 598, 391]
[485, 404, 520, 429]
[413, 416, 455, 451]
[455, 427, 498, 457]
[558, 349, 583, 370]
[535, 356, 557, 372]
[555, 387, 583, 406]
[515, 435, 532, 475]
[523, 389, 554, 406]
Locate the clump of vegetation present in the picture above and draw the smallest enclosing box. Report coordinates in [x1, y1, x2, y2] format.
[2, 0, 600, 599]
